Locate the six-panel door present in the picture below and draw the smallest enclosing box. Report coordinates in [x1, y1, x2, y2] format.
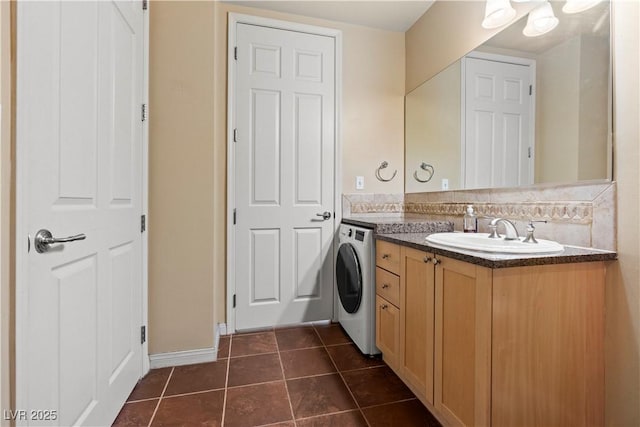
[233, 23, 336, 330]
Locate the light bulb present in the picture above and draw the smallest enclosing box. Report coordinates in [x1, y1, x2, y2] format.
[523, 1, 559, 37]
[482, 0, 517, 29]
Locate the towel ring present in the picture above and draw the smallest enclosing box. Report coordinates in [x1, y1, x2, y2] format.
[413, 162, 435, 183]
[375, 161, 397, 182]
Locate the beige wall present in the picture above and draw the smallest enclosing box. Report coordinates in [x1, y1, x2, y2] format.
[150, 1, 405, 350]
[405, 60, 460, 193]
[606, 2, 640, 425]
[405, 1, 534, 93]
[578, 34, 610, 181]
[536, 34, 610, 183]
[536, 36, 581, 182]
[0, 0, 12, 422]
[149, 1, 217, 353]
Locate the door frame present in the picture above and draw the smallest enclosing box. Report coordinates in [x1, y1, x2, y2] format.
[14, 0, 150, 410]
[226, 13, 342, 333]
[460, 50, 536, 187]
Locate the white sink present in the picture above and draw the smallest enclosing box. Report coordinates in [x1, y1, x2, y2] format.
[425, 232, 564, 254]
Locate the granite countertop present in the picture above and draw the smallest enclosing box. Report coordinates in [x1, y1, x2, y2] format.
[375, 232, 618, 269]
[342, 215, 454, 234]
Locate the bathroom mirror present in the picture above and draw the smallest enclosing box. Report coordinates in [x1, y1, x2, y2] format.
[405, 0, 611, 193]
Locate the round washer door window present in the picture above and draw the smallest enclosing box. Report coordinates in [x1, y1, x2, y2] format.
[336, 243, 362, 314]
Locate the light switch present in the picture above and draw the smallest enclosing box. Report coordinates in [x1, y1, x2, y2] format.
[441, 178, 449, 191]
[356, 176, 364, 190]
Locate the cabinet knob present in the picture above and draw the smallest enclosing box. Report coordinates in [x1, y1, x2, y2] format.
[381, 254, 390, 259]
[432, 258, 440, 265]
[381, 304, 388, 310]
[424, 256, 432, 263]
[382, 284, 389, 289]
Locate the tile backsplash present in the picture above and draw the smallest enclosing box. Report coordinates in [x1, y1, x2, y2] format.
[343, 180, 616, 251]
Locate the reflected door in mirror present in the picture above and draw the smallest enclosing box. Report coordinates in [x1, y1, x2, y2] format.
[463, 55, 534, 189]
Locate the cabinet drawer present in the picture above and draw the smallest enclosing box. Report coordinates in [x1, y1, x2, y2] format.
[376, 240, 400, 274]
[376, 267, 400, 307]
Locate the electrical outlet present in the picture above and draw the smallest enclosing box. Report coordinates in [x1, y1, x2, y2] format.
[356, 176, 364, 190]
[441, 178, 449, 191]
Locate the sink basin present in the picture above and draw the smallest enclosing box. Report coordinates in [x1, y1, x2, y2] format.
[425, 232, 564, 254]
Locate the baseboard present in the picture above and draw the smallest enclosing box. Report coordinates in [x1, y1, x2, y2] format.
[149, 347, 218, 369]
[149, 324, 229, 369]
[218, 322, 228, 336]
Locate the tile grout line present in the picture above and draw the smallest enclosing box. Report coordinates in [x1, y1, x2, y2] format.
[273, 345, 325, 355]
[293, 408, 368, 423]
[158, 387, 227, 400]
[227, 378, 292, 391]
[314, 325, 372, 427]
[275, 333, 298, 427]
[230, 329, 275, 338]
[221, 334, 233, 427]
[227, 351, 280, 359]
[146, 367, 174, 427]
[124, 396, 161, 404]
[282, 371, 341, 382]
[358, 397, 419, 411]
[337, 364, 385, 374]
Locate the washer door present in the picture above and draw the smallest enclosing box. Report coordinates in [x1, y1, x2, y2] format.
[336, 243, 363, 314]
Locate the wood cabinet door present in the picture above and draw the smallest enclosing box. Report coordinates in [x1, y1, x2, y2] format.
[376, 295, 400, 369]
[434, 256, 492, 427]
[400, 247, 435, 404]
[491, 263, 605, 427]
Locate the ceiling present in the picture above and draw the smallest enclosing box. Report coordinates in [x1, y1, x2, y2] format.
[222, 0, 435, 32]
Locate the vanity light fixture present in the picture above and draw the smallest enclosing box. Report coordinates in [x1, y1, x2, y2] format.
[562, 0, 603, 14]
[523, 1, 559, 37]
[482, 0, 517, 29]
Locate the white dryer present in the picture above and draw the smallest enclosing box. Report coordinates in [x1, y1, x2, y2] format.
[336, 224, 380, 356]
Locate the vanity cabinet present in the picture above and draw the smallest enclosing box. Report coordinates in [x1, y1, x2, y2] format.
[375, 240, 605, 427]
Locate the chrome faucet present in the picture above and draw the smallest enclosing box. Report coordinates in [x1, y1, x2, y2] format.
[488, 218, 520, 240]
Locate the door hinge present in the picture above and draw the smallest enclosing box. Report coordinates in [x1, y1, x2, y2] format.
[142, 0, 148, 10]
[141, 103, 148, 122]
[528, 147, 532, 158]
[233, 129, 238, 142]
[233, 209, 237, 225]
[233, 294, 236, 308]
[529, 85, 533, 96]
[234, 46, 238, 60]
[141, 214, 146, 232]
[141, 326, 146, 344]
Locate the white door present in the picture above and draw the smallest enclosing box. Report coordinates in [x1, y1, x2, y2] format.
[232, 22, 336, 331]
[463, 56, 533, 189]
[16, 1, 145, 425]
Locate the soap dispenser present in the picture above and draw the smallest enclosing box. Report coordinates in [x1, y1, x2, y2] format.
[463, 205, 477, 233]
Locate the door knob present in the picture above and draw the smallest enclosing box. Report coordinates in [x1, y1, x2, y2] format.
[34, 229, 86, 253]
[315, 211, 332, 220]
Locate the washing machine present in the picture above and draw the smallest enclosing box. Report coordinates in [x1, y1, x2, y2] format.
[336, 224, 380, 356]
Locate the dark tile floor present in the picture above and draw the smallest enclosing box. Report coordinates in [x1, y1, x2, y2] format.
[113, 323, 442, 427]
